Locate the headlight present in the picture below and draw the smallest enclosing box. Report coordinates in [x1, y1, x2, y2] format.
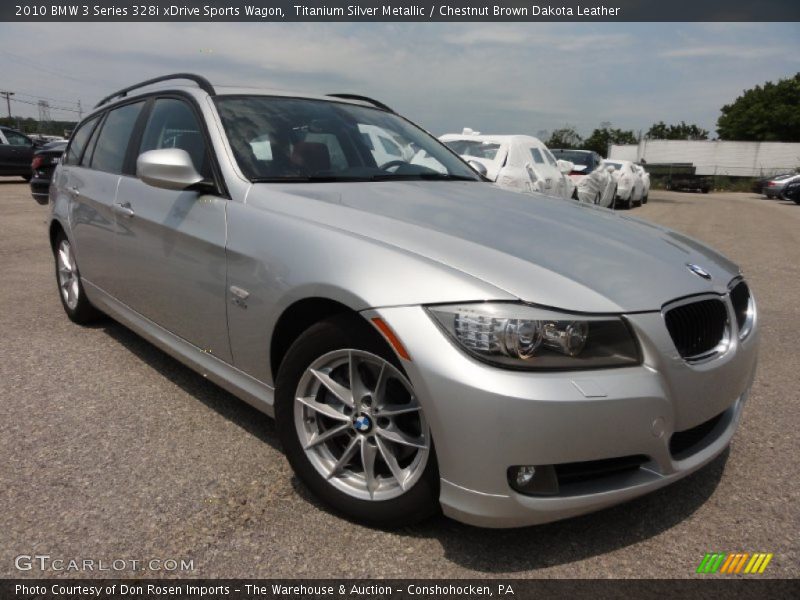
[427, 303, 641, 370]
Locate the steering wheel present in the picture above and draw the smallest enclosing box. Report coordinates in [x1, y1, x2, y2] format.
[378, 160, 407, 172]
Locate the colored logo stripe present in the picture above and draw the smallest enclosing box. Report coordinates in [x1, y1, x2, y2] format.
[698, 552, 773, 574]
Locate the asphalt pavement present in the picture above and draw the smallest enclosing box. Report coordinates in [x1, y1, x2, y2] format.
[0, 179, 797, 579]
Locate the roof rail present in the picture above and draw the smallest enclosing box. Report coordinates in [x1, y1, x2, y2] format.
[327, 93, 394, 113]
[94, 73, 215, 108]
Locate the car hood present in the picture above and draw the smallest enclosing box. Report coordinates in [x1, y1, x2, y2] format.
[246, 181, 740, 313]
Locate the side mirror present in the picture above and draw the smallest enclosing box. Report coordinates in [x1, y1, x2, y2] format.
[137, 148, 204, 191]
[556, 159, 573, 174]
[467, 159, 488, 177]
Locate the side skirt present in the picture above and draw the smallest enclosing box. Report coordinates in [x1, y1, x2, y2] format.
[83, 281, 275, 417]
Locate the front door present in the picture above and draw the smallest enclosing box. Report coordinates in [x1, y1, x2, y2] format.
[113, 97, 231, 363]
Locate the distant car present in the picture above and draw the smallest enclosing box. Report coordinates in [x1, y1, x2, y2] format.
[752, 172, 794, 195]
[0, 126, 39, 180]
[763, 173, 800, 199]
[551, 149, 615, 207]
[782, 179, 800, 204]
[440, 131, 574, 199]
[603, 159, 643, 209]
[633, 164, 651, 204]
[30, 140, 68, 205]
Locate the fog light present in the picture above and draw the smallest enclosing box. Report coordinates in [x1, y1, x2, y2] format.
[515, 466, 536, 487]
[508, 464, 559, 496]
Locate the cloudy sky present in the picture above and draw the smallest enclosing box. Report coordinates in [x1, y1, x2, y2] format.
[2, 22, 798, 138]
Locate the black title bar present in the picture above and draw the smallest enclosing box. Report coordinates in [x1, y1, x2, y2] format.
[3, 0, 800, 22]
[2, 579, 799, 600]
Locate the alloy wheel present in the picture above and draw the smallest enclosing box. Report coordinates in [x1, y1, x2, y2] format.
[293, 349, 430, 501]
[56, 239, 80, 310]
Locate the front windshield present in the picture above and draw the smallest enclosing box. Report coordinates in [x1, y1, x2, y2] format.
[553, 151, 591, 167]
[214, 96, 480, 182]
[443, 140, 502, 161]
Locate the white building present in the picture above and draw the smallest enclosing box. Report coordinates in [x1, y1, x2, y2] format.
[609, 140, 800, 177]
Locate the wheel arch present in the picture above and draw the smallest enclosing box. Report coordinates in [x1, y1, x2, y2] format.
[48, 218, 67, 252]
[270, 296, 363, 381]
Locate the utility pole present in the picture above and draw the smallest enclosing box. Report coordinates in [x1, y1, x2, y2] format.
[0, 91, 14, 118]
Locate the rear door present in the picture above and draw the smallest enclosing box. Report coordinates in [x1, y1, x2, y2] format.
[68, 101, 146, 294]
[113, 96, 231, 362]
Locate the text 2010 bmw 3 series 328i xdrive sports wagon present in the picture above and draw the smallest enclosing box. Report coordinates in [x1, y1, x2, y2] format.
[48, 74, 758, 528]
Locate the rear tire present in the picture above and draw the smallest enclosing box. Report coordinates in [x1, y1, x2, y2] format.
[275, 314, 440, 527]
[53, 232, 102, 324]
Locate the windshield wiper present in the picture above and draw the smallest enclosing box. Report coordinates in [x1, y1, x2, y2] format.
[250, 175, 373, 183]
[368, 173, 479, 182]
[250, 173, 480, 184]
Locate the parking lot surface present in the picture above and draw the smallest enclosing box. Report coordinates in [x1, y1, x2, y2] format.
[1, 179, 798, 579]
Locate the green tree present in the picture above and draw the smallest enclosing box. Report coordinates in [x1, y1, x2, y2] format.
[717, 73, 800, 141]
[647, 120, 709, 140]
[546, 126, 583, 149]
[584, 123, 638, 157]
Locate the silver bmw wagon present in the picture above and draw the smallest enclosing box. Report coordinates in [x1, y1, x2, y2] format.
[49, 74, 758, 528]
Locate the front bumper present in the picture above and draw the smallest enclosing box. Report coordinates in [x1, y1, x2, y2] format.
[366, 302, 758, 528]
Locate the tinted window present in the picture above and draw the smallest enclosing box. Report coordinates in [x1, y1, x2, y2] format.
[530, 148, 544, 164]
[80, 116, 104, 167]
[139, 98, 209, 177]
[64, 116, 100, 165]
[91, 102, 144, 174]
[4, 130, 31, 146]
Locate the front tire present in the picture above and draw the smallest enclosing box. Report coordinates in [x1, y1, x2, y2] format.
[53, 232, 102, 324]
[275, 314, 439, 527]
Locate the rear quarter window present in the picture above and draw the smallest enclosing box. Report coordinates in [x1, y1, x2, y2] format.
[63, 116, 100, 166]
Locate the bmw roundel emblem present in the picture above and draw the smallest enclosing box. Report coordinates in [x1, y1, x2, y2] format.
[354, 414, 372, 433]
[686, 263, 711, 280]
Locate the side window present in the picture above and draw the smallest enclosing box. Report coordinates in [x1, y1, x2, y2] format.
[379, 136, 402, 157]
[64, 116, 100, 166]
[360, 132, 374, 151]
[91, 102, 144, 174]
[80, 115, 104, 167]
[4, 130, 32, 146]
[543, 149, 557, 166]
[530, 148, 544, 164]
[139, 98, 210, 178]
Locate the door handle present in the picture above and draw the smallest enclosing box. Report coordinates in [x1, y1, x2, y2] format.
[114, 202, 135, 218]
